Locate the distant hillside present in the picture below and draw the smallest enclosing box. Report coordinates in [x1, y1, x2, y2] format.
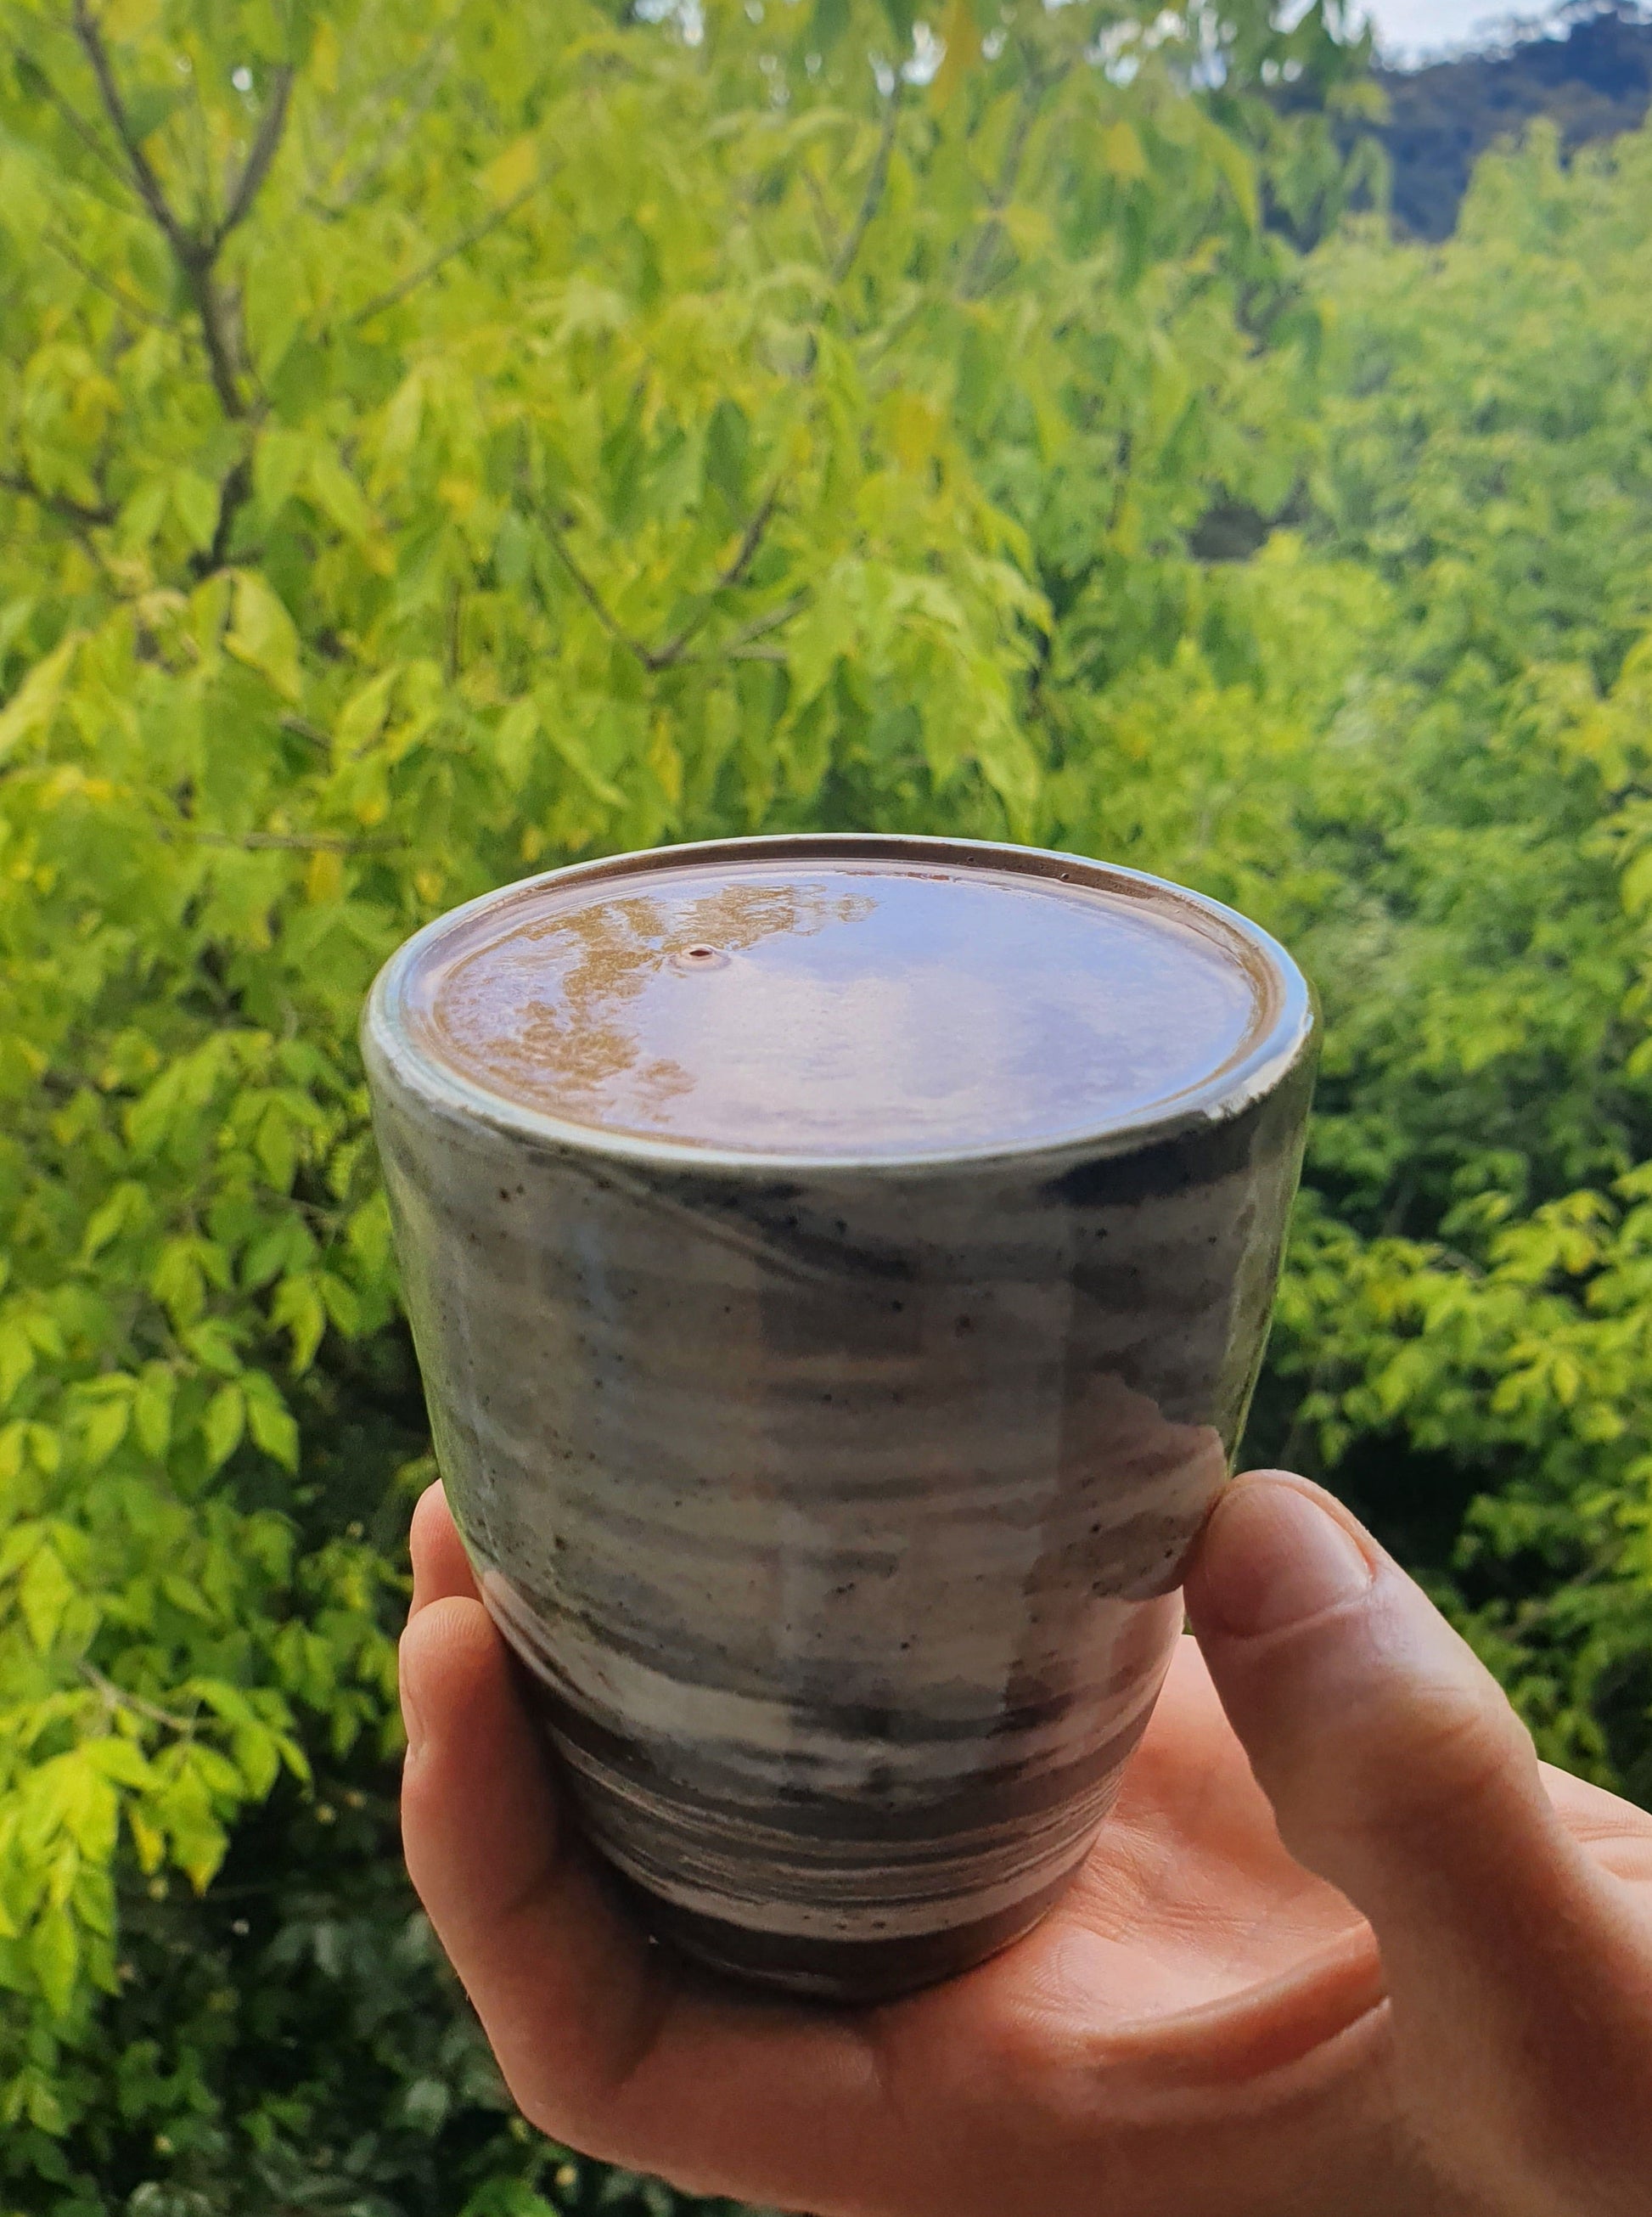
[1377, 3, 1652, 238]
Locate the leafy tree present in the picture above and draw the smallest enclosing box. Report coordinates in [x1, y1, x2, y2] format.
[1258, 121, 1652, 1805]
[0, 3, 1375, 2209]
[7, 8, 1652, 2216]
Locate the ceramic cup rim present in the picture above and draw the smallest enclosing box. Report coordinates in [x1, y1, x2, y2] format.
[361, 832, 1317, 1179]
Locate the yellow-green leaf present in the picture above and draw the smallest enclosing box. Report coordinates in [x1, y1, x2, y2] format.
[202, 1383, 246, 1472]
[224, 572, 303, 702]
[19, 1545, 74, 1654]
[481, 133, 538, 205]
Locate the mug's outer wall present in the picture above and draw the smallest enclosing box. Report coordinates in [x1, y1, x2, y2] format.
[368, 1017, 1316, 2002]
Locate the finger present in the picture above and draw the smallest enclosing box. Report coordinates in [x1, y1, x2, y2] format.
[1542, 1764, 1652, 1887]
[397, 1589, 888, 2208]
[1186, 1472, 1652, 2194]
[407, 1481, 477, 1618]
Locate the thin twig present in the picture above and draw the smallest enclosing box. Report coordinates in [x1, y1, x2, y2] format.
[186, 829, 396, 853]
[80, 1660, 196, 1735]
[44, 228, 172, 329]
[28, 54, 129, 189]
[542, 513, 654, 662]
[196, 453, 254, 577]
[801, 164, 841, 269]
[960, 65, 1050, 300]
[719, 591, 808, 651]
[71, 0, 191, 256]
[278, 713, 332, 752]
[646, 481, 784, 669]
[350, 174, 545, 325]
[303, 37, 451, 217]
[831, 88, 902, 289]
[215, 65, 295, 247]
[0, 469, 115, 527]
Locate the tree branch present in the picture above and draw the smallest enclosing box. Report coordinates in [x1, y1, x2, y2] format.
[832, 88, 902, 289]
[801, 163, 841, 270]
[80, 1660, 196, 1735]
[0, 469, 115, 528]
[278, 713, 332, 753]
[71, 0, 191, 256]
[350, 174, 545, 326]
[70, 3, 292, 421]
[542, 513, 654, 664]
[720, 590, 808, 652]
[44, 228, 172, 329]
[215, 65, 295, 248]
[28, 54, 130, 189]
[646, 481, 784, 670]
[303, 37, 451, 218]
[193, 278, 250, 419]
[194, 453, 254, 578]
[960, 65, 1051, 301]
[181, 828, 398, 853]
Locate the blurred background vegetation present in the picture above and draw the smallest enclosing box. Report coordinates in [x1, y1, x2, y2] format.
[1370, 0, 1652, 235]
[2, 1, 1652, 2209]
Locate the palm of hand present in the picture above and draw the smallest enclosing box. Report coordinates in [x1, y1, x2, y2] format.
[403, 1497, 1652, 2217]
[862, 1642, 1649, 2217]
[834, 1635, 1392, 2217]
[887, 1635, 1379, 2070]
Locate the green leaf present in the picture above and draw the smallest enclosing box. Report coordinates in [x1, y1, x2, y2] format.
[932, 0, 981, 106]
[244, 1375, 299, 1471]
[84, 1737, 153, 1791]
[81, 1395, 131, 1469]
[0, 1325, 35, 1410]
[132, 1365, 176, 1459]
[0, 632, 79, 760]
[29, 1909, 78, 2020]
[202, 1383, 246, 1472]
[231, 1722, 281, 1798]
[80, 1180, 147, 1262]
[183, 1320, 243, 1377]
[306, 447, 374, 542]
[271, 1275, 327, 1373]
[19, 1545, 75, 1654]
[703, 398, 750, 510]
[171, 470, 222, 553]
[254, 425, 312, 518]
[124, 82, 186, 143]
[224, 571, 304, 701]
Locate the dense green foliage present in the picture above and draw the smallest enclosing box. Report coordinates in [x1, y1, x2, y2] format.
[0, 3, 1649, 2210]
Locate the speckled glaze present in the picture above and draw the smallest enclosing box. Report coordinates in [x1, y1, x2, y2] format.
[364, 836, 1317, 2003]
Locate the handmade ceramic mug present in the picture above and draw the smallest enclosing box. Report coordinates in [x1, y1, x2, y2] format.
[363, 834, 1317, 2001]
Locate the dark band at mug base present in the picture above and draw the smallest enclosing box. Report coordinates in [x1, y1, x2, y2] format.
[628, 1857, 1089, 2006]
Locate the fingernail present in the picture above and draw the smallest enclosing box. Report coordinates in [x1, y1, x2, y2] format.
[1198, 1481, 1374, 1639]
[398, 1642, 426, 1763]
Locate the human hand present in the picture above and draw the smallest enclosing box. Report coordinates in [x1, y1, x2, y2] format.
[399, 1474, 1652, 2217]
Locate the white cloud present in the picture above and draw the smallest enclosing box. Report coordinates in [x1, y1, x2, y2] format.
[1357, 1, 1559, 64]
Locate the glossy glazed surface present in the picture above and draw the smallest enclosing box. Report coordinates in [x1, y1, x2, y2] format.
[365, 836, 1317, 2000]
[410, 860, 1269, 1158]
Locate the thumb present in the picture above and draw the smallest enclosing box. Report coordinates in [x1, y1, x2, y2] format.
[1184, 1475, 1632, 2085]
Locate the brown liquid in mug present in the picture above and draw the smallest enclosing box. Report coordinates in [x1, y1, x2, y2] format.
[413, 859, 1267, 1157]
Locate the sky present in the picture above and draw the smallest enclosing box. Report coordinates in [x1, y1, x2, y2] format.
[1357, 0, 1551, 61]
